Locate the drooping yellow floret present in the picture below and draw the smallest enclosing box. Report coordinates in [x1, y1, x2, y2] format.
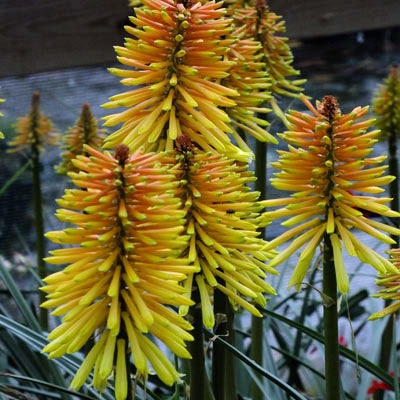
[369, 248, 400, 320]
[262, 95, 400, 294]
[56, 104, 106, 175]
[42, 145, 193, 398]
[103, 0, 257, 160]
[171, 136, 277, 328]
[8, 92, 58, 152]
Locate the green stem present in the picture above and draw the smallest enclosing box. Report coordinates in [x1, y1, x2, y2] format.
[251, 140, 267, 400]
[30, 94, 47, 331]
[212, 288, 227, 400]
[189, 287, 206, 400]
[322, 233, 340, 400]
[224, 304, 237, 400]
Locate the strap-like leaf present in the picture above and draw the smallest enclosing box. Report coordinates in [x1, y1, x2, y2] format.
[0, 160, 31, 198]
[0, 373, 97, 400]
[0, 259, 41, 332]
[204, 330, 308, 400]
[262, 308, 393, 386]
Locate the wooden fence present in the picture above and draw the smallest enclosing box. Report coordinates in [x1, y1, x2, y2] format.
[1, 0, 399, 77]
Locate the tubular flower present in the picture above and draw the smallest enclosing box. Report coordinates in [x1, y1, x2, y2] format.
[224, 25, 277, 151]
[56, 104, 106, 175]
[171, 136, 277, 328]
[369, 249, 400, 320]
[228, 0, 305, 103]
[41, 145, 195, 397]
[261, 95, 400, 294]
[373, 65, 400, 139]
[103, 0, 252, 160]
[8, 92, 58, 153]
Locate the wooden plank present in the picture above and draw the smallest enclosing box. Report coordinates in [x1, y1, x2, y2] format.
[0, 0, 129, 77]
[270, 0, 400, 39]
[1, 0, 399, 78]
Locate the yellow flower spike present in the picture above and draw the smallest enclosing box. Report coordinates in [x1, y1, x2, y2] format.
[8, 92, 58, 153]
[373, 65, 400, 140]
[42, 145, 193, 397]
[370, 249, 400, 320]
[103, 0, 255, 159]
[264, 96, 399, 293]
[218, 24, 277, 147]
[227, 0, 305, 112]
[56, 104, 106, 175]
[173, 136, 277, 326]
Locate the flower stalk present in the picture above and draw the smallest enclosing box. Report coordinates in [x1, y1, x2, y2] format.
[8, 92, 58, 330]
[189, 286, 205, 400]
[31, 109, 48, 331]
[251, 140, 267, 400]
[322, 233, 340, 400]
[212, 287, 227, 400]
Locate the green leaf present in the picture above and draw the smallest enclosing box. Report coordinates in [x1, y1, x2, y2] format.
[0, 259, 41, 332]
[0, 160, 31, 198]
[261, 308, 393, 386]
[0, 315, 161, 400]
[0, 373, 97, 400]
[204, 330, 308, 400]
[1, 383, 62, 399]
[0, 329, 47, 381]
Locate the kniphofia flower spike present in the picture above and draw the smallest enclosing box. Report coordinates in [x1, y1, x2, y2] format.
[370, 249, 400, 320]
[8, 92, 58, 152]
[56, 104, 106, 174]
[172, 136, 277, 328]
[103, 0, 272, 160]
[224, 25, 277, 152]
[229, 0, 305, 110]
[373, 65, 400, 139]
[42, 145, 195, 398]
[261, 95, 400, 294]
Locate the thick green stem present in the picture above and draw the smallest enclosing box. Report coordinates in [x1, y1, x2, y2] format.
[212, 288, 227, 400]
[189, 287, 206, 400]
[251, 140, 267, 400]
[30, 94, 47, 331]
[224, 304, 237, 400]
[322, 234, 340, 400]
[212, 290, 236, 400]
